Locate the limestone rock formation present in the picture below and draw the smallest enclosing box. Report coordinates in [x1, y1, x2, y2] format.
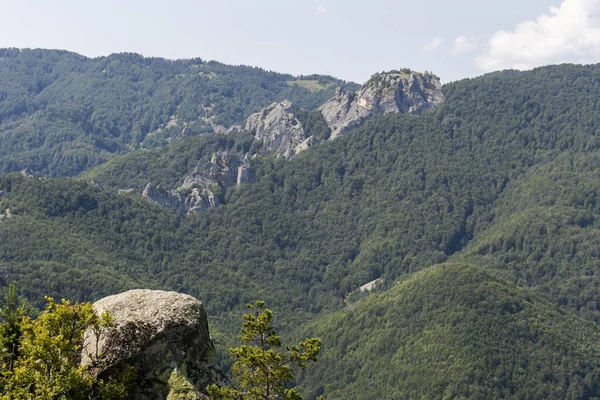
[139, 151, 255, 214]
[20, 168, 35, 178]
[172, 151, 253, 213]
[81, 289, 226, 400]
[245, 101, 308, 158]
[0, 209, 11, 223]
[236, 164, 256, 188]
[180, 152, 240, 192]
[177, 151, 240, 212]
[142, 183, 185, 211]
[319, 70, 443, 139]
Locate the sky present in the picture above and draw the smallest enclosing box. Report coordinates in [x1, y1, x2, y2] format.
[2, 0, 599, 84]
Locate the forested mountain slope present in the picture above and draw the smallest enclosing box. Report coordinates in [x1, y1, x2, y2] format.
[3, 62, 600, 398]
[296, 264, 600, 399]
[0, 48, 355, 176]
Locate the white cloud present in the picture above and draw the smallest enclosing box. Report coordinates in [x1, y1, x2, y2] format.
[453, 35, 477, 54]
[476, 0, 600, 71]
[424, 37, 444, 52]
[316, 5, 327, 16]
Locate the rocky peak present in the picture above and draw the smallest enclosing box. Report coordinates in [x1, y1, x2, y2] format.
[319, 70, 443, 139]
[245, 101, 308, 158]
[81, 289, 226, 400]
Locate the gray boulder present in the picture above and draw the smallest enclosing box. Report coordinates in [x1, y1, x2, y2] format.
[319, 70, 444, 139]
[81, 289, 226, 400]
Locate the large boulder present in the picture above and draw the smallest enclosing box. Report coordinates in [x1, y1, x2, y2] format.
[319, 70, 444, 139]
[81, 289, 226, 400]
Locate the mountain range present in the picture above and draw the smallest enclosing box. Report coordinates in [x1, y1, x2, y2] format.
[2, 49, 600, 398]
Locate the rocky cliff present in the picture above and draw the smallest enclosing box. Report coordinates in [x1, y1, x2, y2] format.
[142, 71, 443, 212]
[245, 101, 310, 158]
[142, 183, 186, 211]
[142, 151, 255, 213]
[81, 289, 226, 400]
[319, 70, 443, 139]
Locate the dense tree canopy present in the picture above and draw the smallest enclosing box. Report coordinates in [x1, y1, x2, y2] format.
[3, 60, 600, 397]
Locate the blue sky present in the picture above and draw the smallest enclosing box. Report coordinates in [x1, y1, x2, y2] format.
[3, 0, 598, 84]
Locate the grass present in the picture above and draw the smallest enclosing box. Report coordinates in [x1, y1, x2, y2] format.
[286, 80, 328, 92]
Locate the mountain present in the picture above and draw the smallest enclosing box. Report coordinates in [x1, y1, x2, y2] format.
[0, 48, 357, 176]
[296, 264, 600, 399]
[4, 54, 600, 398]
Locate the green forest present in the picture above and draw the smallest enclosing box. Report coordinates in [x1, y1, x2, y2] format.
[3, 51, 600, 398]
[0, 48, 356, 176]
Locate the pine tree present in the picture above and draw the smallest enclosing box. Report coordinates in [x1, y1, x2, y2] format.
[207, 301, 323, 400]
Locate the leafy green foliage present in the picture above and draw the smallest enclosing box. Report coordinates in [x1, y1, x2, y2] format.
[6, 63, 600, 326]
[0, 295, 130, 399]
[296, 264, 600, 400]
[208, 301, 321, 400]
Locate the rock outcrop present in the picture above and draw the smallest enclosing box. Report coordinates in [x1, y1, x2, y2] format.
[245, 101, 308, 158]
[176, 151, 243, 212]
[118, 188, 135, 195]
[0, 209, 11, 223]
[20, 168, 35, 178]
[142, 183, 185, 211]
[81, 289, 226, 400]
[141, 152, 255, 213]
[319, 70, 443, 139]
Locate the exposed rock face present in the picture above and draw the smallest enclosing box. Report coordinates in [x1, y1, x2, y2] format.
[143, 183, 185, 211]
[81, 289, 226, 400]
[245, 101, 308, 158]
[226, 125, 243, 134]
[20, 168, 35, 178]
[0, 209, 11, 223]
[177, 151, 241, 212]
[180, 152, 241, 192]
[319, 71, 443, 139]
[359, 277, 384, 293]
[140, 151, 255, 214]
[237, 164, 256, 188]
